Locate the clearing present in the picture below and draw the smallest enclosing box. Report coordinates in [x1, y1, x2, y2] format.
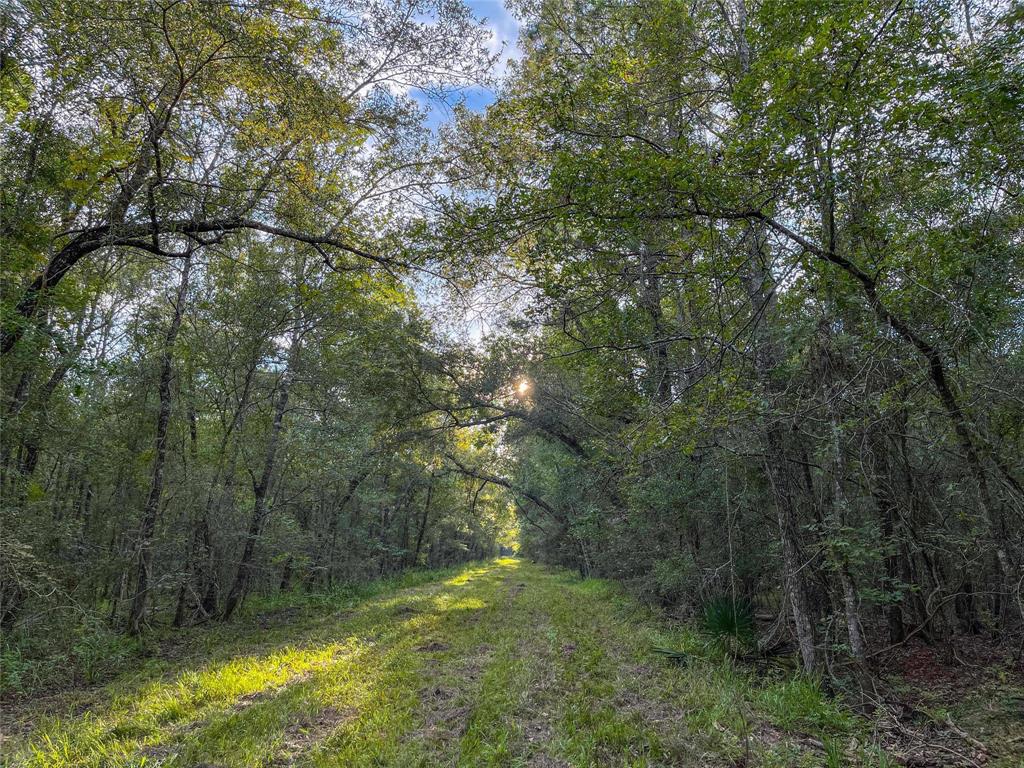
[1, 559, 1012, 767]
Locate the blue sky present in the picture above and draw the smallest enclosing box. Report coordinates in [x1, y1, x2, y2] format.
[406, 1, 524, 343]
[412, 0, 521, 129]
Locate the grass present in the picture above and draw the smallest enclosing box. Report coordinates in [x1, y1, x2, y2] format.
[2, 559, 896, 767]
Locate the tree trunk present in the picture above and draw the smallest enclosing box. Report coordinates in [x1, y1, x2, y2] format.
[221, 336, 298, 621]
[411, 472, 435, 567]
[317, 468, 371, 586]
[128, 253, 193, 634]
[638, 241, 671, 404]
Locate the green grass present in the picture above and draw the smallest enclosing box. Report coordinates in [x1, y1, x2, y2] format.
[2, 560, 893, 767]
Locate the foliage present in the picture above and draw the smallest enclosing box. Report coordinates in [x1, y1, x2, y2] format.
[701, 597, 756, 656]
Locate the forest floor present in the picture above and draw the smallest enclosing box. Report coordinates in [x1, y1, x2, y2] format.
[2, 559, 1020, 768]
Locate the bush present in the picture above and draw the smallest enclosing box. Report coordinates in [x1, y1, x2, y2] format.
[649, 554, 697, 606]
[1, 613, 143, 695]
[72, 625, 143, 684]
[757, 676, 854, 732]
[701, 596, 755, 656]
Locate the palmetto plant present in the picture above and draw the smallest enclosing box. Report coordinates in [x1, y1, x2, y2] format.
[702, 597, 756, 657]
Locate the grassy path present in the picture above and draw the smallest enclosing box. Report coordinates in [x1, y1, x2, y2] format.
[4, 560, 877, 767]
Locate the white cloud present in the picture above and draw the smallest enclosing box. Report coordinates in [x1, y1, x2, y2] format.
[467, 1, 522, 78]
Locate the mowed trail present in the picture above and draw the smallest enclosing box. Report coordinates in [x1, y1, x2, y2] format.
[6, 560, 841, 767]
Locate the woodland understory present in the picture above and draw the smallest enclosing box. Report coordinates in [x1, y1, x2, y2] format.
[1, 0, 1022, 763]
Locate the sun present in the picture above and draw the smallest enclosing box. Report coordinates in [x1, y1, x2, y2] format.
[516, 379, 531, 396]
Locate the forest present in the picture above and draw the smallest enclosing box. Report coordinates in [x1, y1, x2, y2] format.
[1, 0, 1022, 765]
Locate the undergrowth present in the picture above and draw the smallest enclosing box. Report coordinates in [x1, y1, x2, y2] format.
[0, 563, 475, 699]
